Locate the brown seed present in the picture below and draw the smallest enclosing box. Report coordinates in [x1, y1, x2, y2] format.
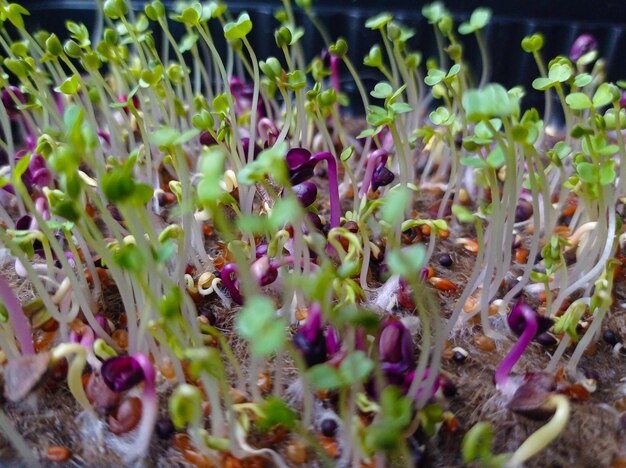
[222, 454, 244, 468]
[463, 295, 479, 313]
[69, 319, 88, 335]
[583, 342, 597, 356]
[462, 239, 479, 254]
[515, 247, 529, 264]
[173, 433, 192, 452]
[108, 397, 142, 435]
[442, 348, 455, 360]
[183, 449, 214, 468]
[40, 318, 59, 332]
[49, 358, 68, 382]
[159, 360, 177, 380]
[242, 456, 267, 468]
[474, 335, 496, 352]
[423, 267, 436, 279]
[458, 188, 470, 205]
[553, 225, 570, 238]
[256, 371, 272, 394]
[263, 427, 288, 445]
[85, 203, 96, 218]
[318, 435, 339, 458]
[564, 383, 591, 401]
[229, 388, 248, 404]
[112, 329, 129, 350]
[360, 458, 377, 468]
[34, 331, 56, 352]
[439, 229, 450, 239]
[442, 412, 459, 432]
[420, 224, 431, 236]
[488, 302, 501, 317]
[615, 397, 626, 412]
[47, 446, 71, 462]
[316, 390, 331, 400]
[202, 401, 211, 417]
[428, 277, 457, 292]
[285, 439, 307, 464]
[212, 255, 226, 270]
[295, 307, 308, 322]
[612, 457, 626, 468]
[86, 372, 120, 414]
[562, 202, 577, 217]
[343, 220, 358, 233]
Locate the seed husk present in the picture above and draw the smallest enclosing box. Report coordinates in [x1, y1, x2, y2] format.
[474, 335, 496, 352]
[4, 352, 51, 402]
[46, 446, 72, 462]
[108, 396, 142, 435]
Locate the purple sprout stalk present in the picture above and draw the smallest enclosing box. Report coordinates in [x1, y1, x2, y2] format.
[359, 149, 389, 197]
[378, 319, 415, 386]
[569, 34, 598, 62]
[220, 263, 244, 305]
[222, 256, 296, 305]
[495, 301, 539, 390]
[0, 273, 34, 356]
[312, 152, 340, 228]
[329, 54, 341, 95]
[101, 353, 157, 462]
[286, 149, 341, 228]
[70, 325, 100, 370]
[293, 302, 328, 367]
[131, 353, 158, 462]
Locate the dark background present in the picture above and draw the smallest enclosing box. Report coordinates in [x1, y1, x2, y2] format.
[23, 1, 626, 114]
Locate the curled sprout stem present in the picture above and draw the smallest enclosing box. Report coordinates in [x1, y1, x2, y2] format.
[50, 343, 94, 416]
[130, 352, 158, 462]
[494, 303, 538, 389]
[358, 149, 389, 198]
[507, 395, 570, 467]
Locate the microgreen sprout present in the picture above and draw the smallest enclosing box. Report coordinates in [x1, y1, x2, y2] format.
[0, 0, 623, 464]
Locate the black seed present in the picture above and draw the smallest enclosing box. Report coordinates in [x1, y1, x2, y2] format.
[583, 369, 600, 381]
[439, 375, 457, 397]
[438, 254, 453, 268]
[200, 308, 216, 326]
[515, 200, 533, 222]
[156, 418, 175, 439]
[320, 418, 338, 437]
[603, 330, 619, 346]
[453, 351, 466, 363]
[536, 332, 558, 348]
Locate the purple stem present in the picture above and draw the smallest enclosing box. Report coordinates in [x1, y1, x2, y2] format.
[270, 255, 294, 270]
[359, 149, 389, 197]
[330, 56, 341, 94]
[70, 326, 95, 349]
[132, 352, 157, 461]
[312, 152, 340, 228]
[494, 302, 538, 389]
[220, 263, 243, 305]
[0, 273, 34, 355]
[70, 325, 100, 370]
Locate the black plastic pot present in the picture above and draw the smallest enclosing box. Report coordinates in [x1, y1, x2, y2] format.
[22, 1, 626, 114]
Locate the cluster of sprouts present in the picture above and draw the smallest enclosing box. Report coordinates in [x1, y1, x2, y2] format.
[0, 0, 625, 465]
